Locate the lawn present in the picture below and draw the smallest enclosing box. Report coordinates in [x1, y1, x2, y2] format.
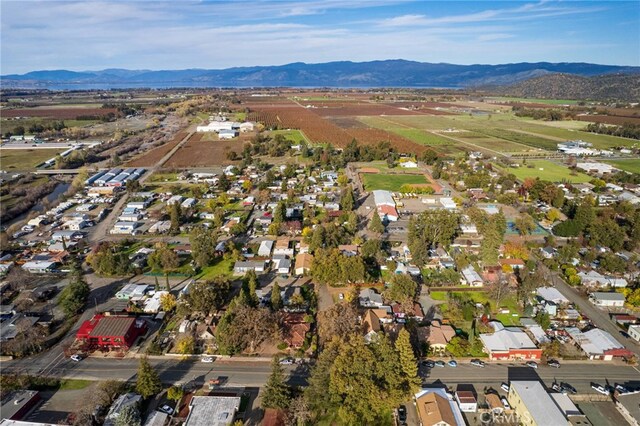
[435, 291, 522, 326]
[59, 379, 93, 390]
[196, 257, 234, 280]
[604, 159, 640, 175]
[429, 291, 448, 301]
[361, 173, 427, 191]
[0, 148, 64, 169]
[269, 129, 308, 144]
[495, 160, 591, 183]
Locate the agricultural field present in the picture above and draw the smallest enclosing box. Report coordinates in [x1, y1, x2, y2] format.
[485, 96, 580, 105]
[495, 160, 591, 183]
[1, 118, 99, 134]
[126, 131, 188, 167]
[0, 148, 63, 169]
[1, 107, 117, 119]
[268, 129, 308, 144]
[361, 173, 428, 191]
[603, 159, 640, 174]
[165, 133, 243, 167]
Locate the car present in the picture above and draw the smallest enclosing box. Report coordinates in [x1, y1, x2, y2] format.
[434, 360, 446, 368]
[525, 361, 538, 369]
[591, 383, 610, 395]
[279, 357, 294, 365]
[547, 360, 561, 368]
[500, 396, 511, 410]
[560, 382, 577, 394]
[338, 293, 344, 300]
[448, 360, 458, 367]
[620, 331, 631, 339]
[397, 405, 407, 422]
[470, 359, 485, 367]
[158, 405, 174, 415]
[501, 383, 510, 392]
[201, 356, 214, 363]
[70, 354, 82, 362]
[615, 384, 630, 394]
[422, 360, 435, 368]
[551, 383, 564, 393]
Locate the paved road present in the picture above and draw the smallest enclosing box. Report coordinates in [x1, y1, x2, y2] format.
[541, 263, 640, 357]
[3, 356, 308, 388]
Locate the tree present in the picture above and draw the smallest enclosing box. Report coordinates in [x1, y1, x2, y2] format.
[135, 357, 161, 398]
[58, 266, 90, 318]
[369, 212, 385, 234]
[383, 274, 417, 309]
[271, 282, 282, 311]
[167, 386, 184, 404]
[176, 335, 195, 355]
[286, 395, 312, 426]
[395, 329, 420, 393]
[159, 293, 177, 312]
[147, 244, 179, 273]
[535, 311, 551, 330]
[589, 218, 625, 251]
[169, 202, 182, 234]
[340, 186, 355, 211]
[261, 356, 292, 410]
[317, 302, 359, 346]
[96, 380, 126, 406]
[185, 278, 230, 315]
[488, 273, 511, 309]
[115, 405, 140, 426]
[215, 305, 279, 355]
[190, 226, 219, 268]
[408, 209, 459, 265]
[514, 214, 536, 235]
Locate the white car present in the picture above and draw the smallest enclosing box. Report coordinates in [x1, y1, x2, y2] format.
[279, 358, 294, 365]
[158, 405, 174, 415]
[501, 382, 510, 392]
[201, 356, 214, 363]
[591, 383, 609, 395]
[70, 355, 82, 362]
[500, 396, 511, 410]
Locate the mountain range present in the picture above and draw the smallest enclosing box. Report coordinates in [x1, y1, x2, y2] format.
[2, 60, 639, 91]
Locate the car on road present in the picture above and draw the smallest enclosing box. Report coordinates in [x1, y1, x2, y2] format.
[397, 405, 407, 423]
[448, 360, 458, 367]
[158, 405, 174, 415]
[422, 360, 435, 368]
[500, 396, 511, 410]
[70, 355, 83, 362]
[620, 331, 631, 339]
[525, 361, 538, 369]
[201, 356, 214, 363]
[615, 384, 630, 394]
[591, 383, 609, 395]
[551, 383, 564, 393]
[434, 360, 446, 368]
[547, 360, 561, 368]
[501, 383, 510, 392]
[560, 382, 577, 394]
[470, 359, 485, 367]
[279, 357, 295, 365]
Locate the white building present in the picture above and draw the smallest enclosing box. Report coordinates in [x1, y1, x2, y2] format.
[629, 324, 640, 342]
[218, 129, 238, 140]
[590, 292, 625, 307]
[461, 266, 483, 287]
[185, 396, 241, 426]
[258, 240, 274, 257]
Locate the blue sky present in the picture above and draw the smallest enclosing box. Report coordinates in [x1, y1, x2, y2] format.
[1, 0, 638, 74]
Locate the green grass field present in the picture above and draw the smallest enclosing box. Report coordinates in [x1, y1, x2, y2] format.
[485, 96, 580, 105]
[604, 159, 640, 175]
[196, 257, 234, 280]
[269, 129, 308, 144]
[496, 160, 591, 183]
[361, 173, 427, 191]
[0, 148, 64, 169]
[1, 118, 99, 134]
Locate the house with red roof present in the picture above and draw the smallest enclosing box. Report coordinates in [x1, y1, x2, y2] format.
[76, 314, 147, 350]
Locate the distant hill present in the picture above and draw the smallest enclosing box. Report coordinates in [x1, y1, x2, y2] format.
[2, 60, 639, 91]
[491, 73, 640, 102]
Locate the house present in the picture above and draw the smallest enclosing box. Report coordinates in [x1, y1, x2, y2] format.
[0, 390, 41, 421]
[51, 230, 83, 241]
[143, 411, 169, 426]
[143, 291, 168, 314]
[185, 396, 241, 426]
[499, 258, 525, 270]
[148, 221, 171, 233]
[507, 381, 568, 426]
[181, 198, 197, 209]
[579, 271, 628, 288]
[611, 313, 638, 326]
[21, 261, 56, 274]
[294, 253, 313, 276]
[115, 283, 150, 300]
[414, 388, 466, 426]
[479, 321, 542, 360]
[239, 122, 254, 132]
[166, 195, 183, 205]
[536, 287, 569, 305]
[76, 315, 147, 350]
[362, 309, 382, 343]
[400, 160, 418, 168]
[233, 260, 266, 275]
[273, 238, 294, 256]
[272, 256, 291, 275]
[118, 213, 142, 222]
[258, 240, 274, 257]
[104, 393, 142, 426]
[539, 246, 556, 259]
[338, 244, 359, 257]
[282, 313, 310, 348]
[455, 390, 478, 413]
[218, 129, 238, 140]
[461, 266, 483, 287]
[589, 292, 625, 307]
[628, 324, 640, 342]
[359, 288, 383, 308]
[110, 221, 139, 235]
[439, 198, 457, 210]
[427, 320, 456, 353]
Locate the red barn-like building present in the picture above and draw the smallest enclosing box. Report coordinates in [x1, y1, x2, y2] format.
[76, 314, 147, 350]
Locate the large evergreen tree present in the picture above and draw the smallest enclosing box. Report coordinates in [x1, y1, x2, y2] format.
[395, 329, 420, 393]
[135, 357, 162, 398]
[369, 212, 385, 234]
[271, 282, 282, 311]
[261, 356, 292, 410]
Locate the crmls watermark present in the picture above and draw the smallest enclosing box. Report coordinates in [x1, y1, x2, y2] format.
[479, 411, 532, 424]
